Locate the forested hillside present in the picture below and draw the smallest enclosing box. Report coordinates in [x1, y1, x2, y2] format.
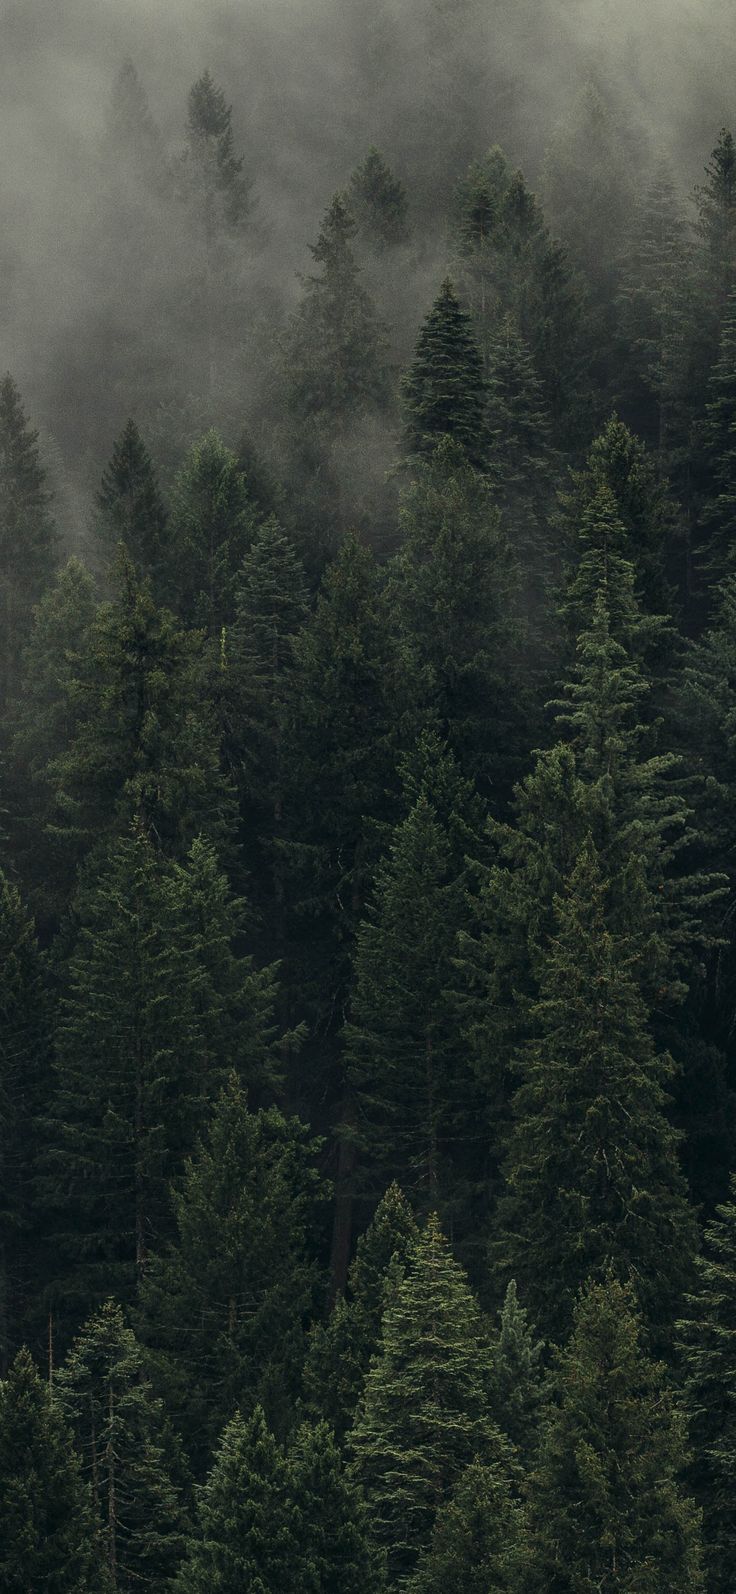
[4, 2, 736, 1588]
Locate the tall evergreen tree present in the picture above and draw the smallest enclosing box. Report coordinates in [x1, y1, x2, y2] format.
[616, 163, 694, 457]
[488, 1281, 544, 1469]
[496, 836, 697, 1345]
[46, 828, 284, 1324]
[698, 290, 736, 591]
[175, 1406, 296, 1594]
[678, 1176, 736, 1594]
[350, 1214, 510, 1585]
[345, 792, 482, 1230]
[402, 279, 488, 468]
[288, 1420, 384, 1594]
[0, 873, 49, 1372]
[0, 1347, 101, 1593]
[95, 420, 169, 596]
[0, 374, 56, 712]
[183, 70, 252, 236]
[285, 193, 388, 429]
[695, 128, 736, 332]
[56, 1301, 188, 1593]
[106, 57, 168, 194]
[349, 147, 410, 249]
[387, 436, 527, 797]
[169, 430, 259, 630]
[526, 1276, 702, 1593]
[139, 1077, 323, 1469]
[302, 1182, 418, 1439]
[410, 1458, 525, 1594]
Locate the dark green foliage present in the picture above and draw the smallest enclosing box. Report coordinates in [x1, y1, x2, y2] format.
[48, 556, 236, 865]
[616, 164, 694, 455]
[410, 1459, 525, 1594]
[0, 1347, 101, 1593]
[526, 1276, 702, 1593]
[139, 1077, 323, 1468]
[349, 147, 410, 248]
[302, 1182, 417, 1438]
[285, 193, 388, 428]
[495, 837, 697, 1345]
[95, 420, 169, 593]
[169, 430, 259, 629]
[288, 1420, 384, 1593]
[350, 1214, 511, 1585]
[175, 1405, 295, 1594]
[488, 1281, 544, 1468]
[695, 128, 736, 324]
[402, 280, 488, 467]
[0, 874, 49, 1371]
[345, 792, 482, 1226]
[47, 829, 283, 1320]
[699, 292, 736, 588]
[56, 1301, 189, 1593]
[387, 436, 527, 796]
[0, 374, 56, 712]
[183, 70, 252, 235]
[678, 1177, 736, 1593]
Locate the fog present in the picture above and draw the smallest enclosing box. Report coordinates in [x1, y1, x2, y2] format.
[1, 0, 734, 518]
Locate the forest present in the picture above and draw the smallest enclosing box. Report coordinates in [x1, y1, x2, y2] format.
[3, 0, 736, 1588]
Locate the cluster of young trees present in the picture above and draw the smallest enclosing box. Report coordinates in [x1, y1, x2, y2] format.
[4, 49, 736, 1594]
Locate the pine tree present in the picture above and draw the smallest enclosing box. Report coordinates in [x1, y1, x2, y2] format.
[496, 837, 697, 1346]
[488, 1281, 544, 1469]
[46, 828, 283, 1324]
[350, 1214, 510, 1585]
[95, 420, 169, 596]
[402, 280, 488, 467]
[678, 1177, 736, 1594]
[302, 1183, 418, 1439]
[526, 1276, 702, 1593]
[695, 128, 736, 329]
[349, 147, 410, 249]
[0, 1347, 101, 1593]
[106, 57, 168, 195]
[0, 874, 49, 1372]
[169, 430, 259, 630]
[345, 792, 482, 1228]
[7, 557, 97, 924]
[48, 555, 236, 867]
[288, 1420, 384, 1594]
[0, 374, 56, 712]
[183, 70, 252, 236]
[698, 291, 736, 590]
[387, 436, 527, 797]
[541, 84, 634, 317]
[410, 1459, 525, 1594]
[175, 1406, 296, 1594]
[56, 1301, 188, 1593]
[616, 163, 694, 456]
[285, 192, 388, 429]
[138, 1077, 323, 1470]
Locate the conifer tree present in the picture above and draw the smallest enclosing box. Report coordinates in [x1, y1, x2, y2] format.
[402, 279, 488, 467]
[345, 792, 482, 1228]
[302, 1182, 418, 1439]
[139, 1077, 323, 1469]
[0, 1347, 101, 1593]
[410, 1459, 525, 1594]
[47, 828, 283, 1323]
[95, 420, 169, 596]
[285, 193, 388, 429]
[617, 163, 694, 455]
[175, 1406, 295, 1594]
[541, 84, 634, 315]
[488, 1281, 544, 1469]
[387, 436, 527, 796]
[698, 290, 736, 590]
[0, 873, 49, 1372]
[183, 70, 252, 236]
[350, 1214, 510, 1584]
[106, 57, 168, 194]
[169, 430, 258, 630]
[678, 1176, 736, 1594]
[496, 837, 697, 1345]
[349, 147, 410, 248]
[7, 557, 96, 920]
[695, 128, 736, 331]
[526, 1276, 702, 1593]
[48, 556, 236, 866]
[0, 374, 56, 712]
[288, 1420, 384, 1594]
[56, 1301, 188, 1593]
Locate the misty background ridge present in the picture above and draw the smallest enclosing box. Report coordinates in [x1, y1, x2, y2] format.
[2, 0, 734, 536]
